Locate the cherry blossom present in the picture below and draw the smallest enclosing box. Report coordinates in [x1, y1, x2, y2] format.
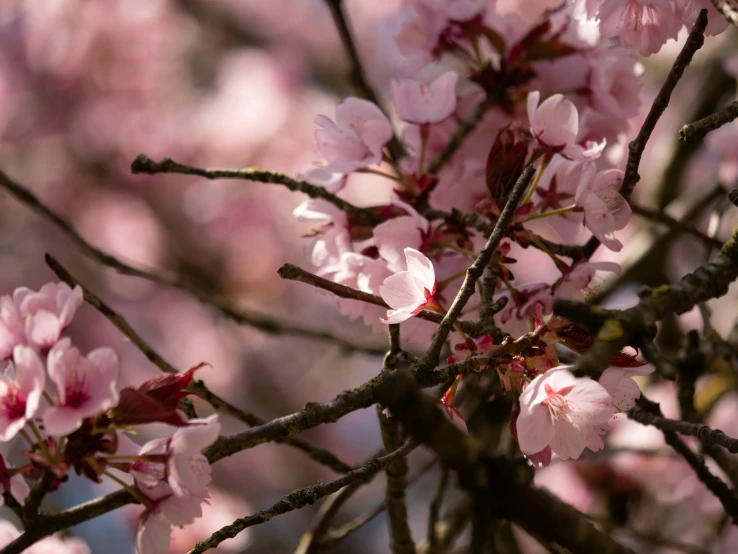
[0, 283, 83, 359]
[527, 91, 602, 160]
[391, 71, 459, 125]
[373, 200, 430, 272]
[575, 164, 630, 251]
[599, 364, 655, 411]
[516, 366, 614, 460]
[0, 454, 29, 506]
[0, 346, 45, 441]
[43, 338, 120, 436]
[597, 0, 683, 57]
[314, 97, 393, 174]
[379, 248, 437, 324]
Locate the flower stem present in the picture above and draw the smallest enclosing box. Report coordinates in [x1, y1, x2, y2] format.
[525, 205, 579, 223]
[103, 471, 149, 506]
[528, 234, 570, 273]
[27, 421, 52, 461]
[521, 155, 551, 206]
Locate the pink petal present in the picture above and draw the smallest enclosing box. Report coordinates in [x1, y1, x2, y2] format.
[42, 406, 85, 437]
[381, 308, 415, 324]
[404, 248, 436, 292]
[516, 403, 556, 455]
[136, 511, 171, 554]
[379, 272, 425, 310]
[25, 310, 61, 349]
[549, 419, 587, 460]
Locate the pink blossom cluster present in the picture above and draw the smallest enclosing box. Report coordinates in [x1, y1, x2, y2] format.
[0, 282, 220, 554]
[290, 0, 672, 467]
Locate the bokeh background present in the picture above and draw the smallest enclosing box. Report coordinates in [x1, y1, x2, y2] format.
[0, 1, 738, 553]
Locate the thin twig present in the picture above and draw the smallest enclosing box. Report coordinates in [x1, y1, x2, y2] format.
[187, 441, 418, 554]
[680, 100, 738, 141]
[630, 203, 723, 249]
[0, 166, 383, 355]
[619, 9, 708, 200]
[632, 398, 738, 524]
[629, 397, 738, 454]
[322, 0, 404, 161]
[427, 96, 496, 177]
[45, 253, 355, 475]
[278, 263, 476, 334]
[416, 165, 535, 372]
[132, 154, 380, 224]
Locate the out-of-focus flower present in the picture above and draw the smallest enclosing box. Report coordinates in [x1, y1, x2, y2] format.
[597, 0, 682, 57]
[575, 164, 630, 251]
[373, 200, 430, 272]
[0, 346, 45, 441]
[516, 366, 614, 460]
[0, 283, 83, 359]
[391, 71, 458, 124]
[599, 364, 655, 411]
[379, 248, 437, 324]
[0, 454, 29, 506]
[43, 339, 120, 436]
[314, 98, 393, 173]
[677, 0, 729, 35]
[136, 492, 206, 554]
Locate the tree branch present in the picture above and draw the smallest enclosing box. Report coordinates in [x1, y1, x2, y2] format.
[680, 100, 738, 141]
[322, 0, 404, 161]
[45, 253, 355, 475]
[415, 165, 535, 372]
[619, 9, 708, 200]
[188, 441, 418, 554]
[0, 166, 383, 355]
[131, 154, 380, 224]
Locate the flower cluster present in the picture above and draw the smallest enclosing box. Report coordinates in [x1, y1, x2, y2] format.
[290, 0, 675, 466]
[0, 282, 219, 554]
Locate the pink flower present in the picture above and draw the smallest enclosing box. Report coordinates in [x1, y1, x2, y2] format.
[315, 98, 393, 173]
[0, 283, 83, 359]
[516, 366, 614, 460]
[293, 199, 352, 277]
[0, 454, 29, 507]
[136, 492, 207, 554]
[556, 261, 621, 301]
[575, 164, 631, 251]
[43, 338, 120, 436]
[379, 248, 437, 324]
[0, 346, 45, 441]
[598, 0, 682, 57]
[599, 364, 655, 411]
[587, 48, 642, 122]
[373, 200, 430, 272]
[678, 0, 729, 36]
[166, 415, 220, 497]
[391, 71, 458, 124]
[131, 415, 220, 498]
[527, 92, 600, 160]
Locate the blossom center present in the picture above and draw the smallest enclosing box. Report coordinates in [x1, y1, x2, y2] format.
[0, 381, 26, 421]
[542, 383, 574, 423]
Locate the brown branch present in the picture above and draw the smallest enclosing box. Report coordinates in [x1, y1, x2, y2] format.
[278, 263, 477, 334]
[712, 0, 738, 27]
[631, 397, 738, 524]
[619, 9, 708, 200]
[377, 405, 416, 554]
[415, 165, 535, 372]
[629, 397, 738, 454]
[375, 370, 636, 554]
[188, 441, 418, 554]
[680, 100, 738, 141]
[426, 470, 450, 554]
[45, 253, 355, 475]
[0, 166, 383, 355]
[131, 154, 380, 224]
[630, 203, 723, 249]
